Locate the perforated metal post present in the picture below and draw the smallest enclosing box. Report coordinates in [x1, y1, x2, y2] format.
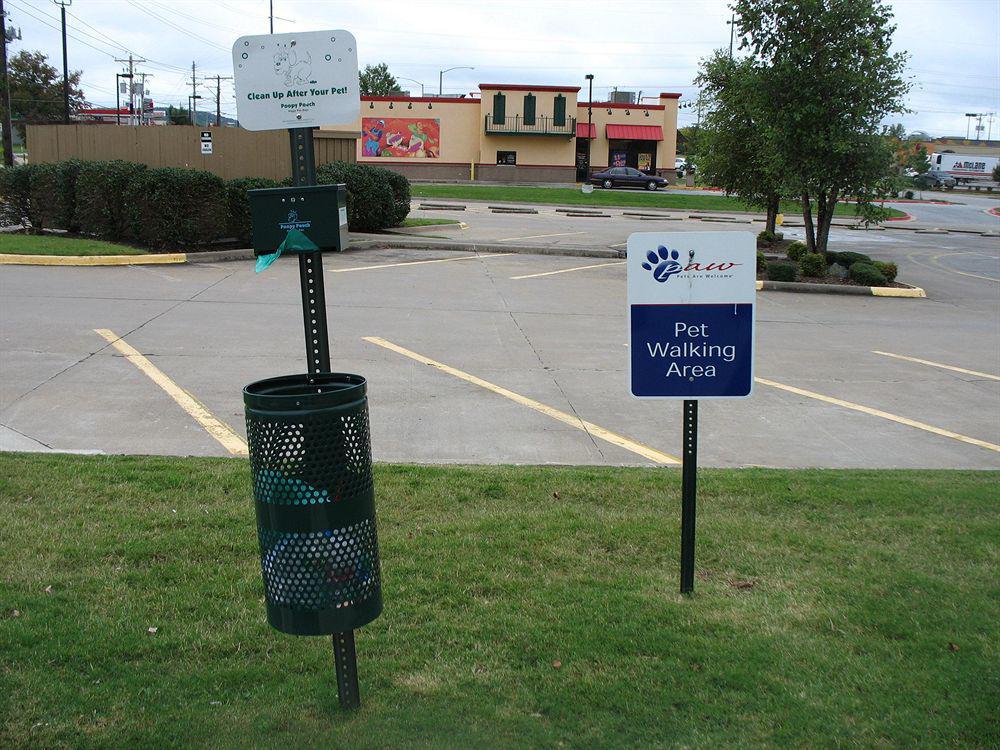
[680, 400, 698, 594]
[287, 126, 361, 708]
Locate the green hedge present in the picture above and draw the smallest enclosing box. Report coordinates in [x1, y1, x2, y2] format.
[226, 176, 281, 244]
[849, 261, 887, 286]
[75, 160, 148, 241]
[799, 252, 827, 278]
[126, 167, 229, 248]
[316, 161, 399, 233]
[874, 260, 898, 283]
[785, 241, 807, 262]
[766, 261, 798, 282]
[0, 164, 39, 229]
[2, 158, 412, 249]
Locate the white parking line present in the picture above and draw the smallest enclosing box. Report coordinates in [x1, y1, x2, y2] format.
[872, 351, 1000, 381]
[497, 231, 588, 242]
[329, 253, 510, 273]
[511, 261, 626, 280]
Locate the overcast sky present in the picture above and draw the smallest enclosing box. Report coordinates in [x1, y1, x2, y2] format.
[7, 0, 999, 138]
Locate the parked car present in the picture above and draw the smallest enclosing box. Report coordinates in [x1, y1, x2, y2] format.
[674, 158, 696, 178]
[590, 167, 667, 191]
[924, 169, 957, 189]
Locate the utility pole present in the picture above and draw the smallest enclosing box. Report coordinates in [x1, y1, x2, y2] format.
[210, 74, 232, 126]
[1, 0, 19, 166]
[137, 72, 152, 125]
[584, 73, 594, 179]
[53, 0, 71, 123]
[727, 11, 736, 58]
[114, 54, 144, 126]
[189, 61, 198, 125]
[269, 0, 273, 33]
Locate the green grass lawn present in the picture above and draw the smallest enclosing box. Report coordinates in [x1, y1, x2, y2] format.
[1, 454, 995, 748]
[0, 233, 144, 256]
[400, 217, 463, 227]
[412, 184, 906, 218]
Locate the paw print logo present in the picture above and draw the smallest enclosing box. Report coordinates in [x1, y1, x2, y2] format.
[641, 246, 683, 282]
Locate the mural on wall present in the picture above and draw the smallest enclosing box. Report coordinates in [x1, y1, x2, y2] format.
[362, 118, 440, 158]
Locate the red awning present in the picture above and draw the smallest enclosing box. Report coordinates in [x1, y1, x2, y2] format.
[576, 122, 596, 139]
[606, 124, 663, 141]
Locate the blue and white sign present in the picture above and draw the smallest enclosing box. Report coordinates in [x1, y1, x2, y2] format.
[627, 231, 756, 399]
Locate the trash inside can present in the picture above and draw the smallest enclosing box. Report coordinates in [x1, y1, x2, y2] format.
[244, 372, 383, 636]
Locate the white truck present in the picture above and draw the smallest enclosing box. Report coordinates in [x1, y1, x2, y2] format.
[929, 152, 999, 184]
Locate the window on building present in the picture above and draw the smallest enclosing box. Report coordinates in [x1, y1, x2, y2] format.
[523, 93, 536, 126]
[553, 95, 566, 126]
[497, 150, 517, 165]
[492, 93, 506, 125]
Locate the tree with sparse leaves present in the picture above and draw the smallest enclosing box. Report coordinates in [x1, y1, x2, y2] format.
[8, 50, 87, 137]
[696, 52, 784, 233]
[359, 63, 400, 97]
[733, 0, 910, 254]
[166, 105, 191, 125]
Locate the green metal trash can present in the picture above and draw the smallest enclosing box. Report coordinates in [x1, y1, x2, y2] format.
[244, 372, 383, 636]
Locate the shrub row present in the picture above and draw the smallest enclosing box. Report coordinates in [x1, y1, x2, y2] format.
[766, 245, 898, 286]
[0, 159, 410, 249]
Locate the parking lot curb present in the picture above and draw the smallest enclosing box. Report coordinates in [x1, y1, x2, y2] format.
[757, 279, 926, 298]
[348, 236, 622, 259]
[0, 252, 187, 266]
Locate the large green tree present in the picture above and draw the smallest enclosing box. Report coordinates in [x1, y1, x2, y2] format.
[8, 50, 88, 136]
[696, 52, 784, 232]
[734, 0, 910, 253]
[359, 63, 400, 97]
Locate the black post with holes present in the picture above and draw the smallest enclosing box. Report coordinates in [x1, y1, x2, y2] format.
[288, 126, 361, 710]
[680, 399, 698, 594]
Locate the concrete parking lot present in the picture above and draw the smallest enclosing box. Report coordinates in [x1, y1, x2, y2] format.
[2, 211, 997, 468]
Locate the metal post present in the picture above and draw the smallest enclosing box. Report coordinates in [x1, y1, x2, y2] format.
[332, 631, 360, 709]
[680, 399, 698, 594]
[115, 74, 121, 125]
[56, 0, 70, 124]
[585, 74, 594, 178]
[0, 0, 14, 167]
[288, 126, 359, 709]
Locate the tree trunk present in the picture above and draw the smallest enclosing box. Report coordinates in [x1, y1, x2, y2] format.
[765, 194, 779, 234]
[815, 190, 838, 255]
[801, 193, 815, 251]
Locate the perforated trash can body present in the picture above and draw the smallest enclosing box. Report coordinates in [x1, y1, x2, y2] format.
[244, 373, 383, 636]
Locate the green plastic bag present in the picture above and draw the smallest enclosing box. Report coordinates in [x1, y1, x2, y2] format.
[255, 228, 319, 273]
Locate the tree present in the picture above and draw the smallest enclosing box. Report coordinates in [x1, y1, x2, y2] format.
[696, 52, 785, 233]
[359, 63, 400, 97]
[166, 105, 191, 125]
[8, 50, 87, 137]
[734, 0, 910, 254]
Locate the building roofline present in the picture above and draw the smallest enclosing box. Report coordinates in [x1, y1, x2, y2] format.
[578, 101, 665, 111]
[362, 95, 477, 104]
[479, 84, 582, 92]
[659, 93, 683, 99]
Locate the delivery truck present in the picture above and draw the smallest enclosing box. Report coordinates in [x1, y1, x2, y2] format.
[929, 152, 999, 184]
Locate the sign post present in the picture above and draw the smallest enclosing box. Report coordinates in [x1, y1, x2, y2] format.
[234, 30, 369, 710]
[627, 231, 756, 594]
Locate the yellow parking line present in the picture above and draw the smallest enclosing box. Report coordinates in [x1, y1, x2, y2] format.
[511, 261, 626, 280]
[363, 336, 680, 465]
[497, 231, 587, 242]
[756, 376, 1000, 453]
[94, 329, 248, 456]
[330, 252, 510, 273]
[872, 351, 1000, 381]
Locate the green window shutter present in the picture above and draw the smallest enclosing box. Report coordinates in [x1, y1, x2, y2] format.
[523, 94, 536, 125]
[492, 93, 505, 125]
[553, 95, 566, 126]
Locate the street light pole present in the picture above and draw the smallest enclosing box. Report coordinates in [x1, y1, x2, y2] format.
[585, 73, 594, 179]
[438, 66, 474, 96]
[727, 12, 735, 58]
[397, 77, 425, 96]
[53, 0, 72, 124]
[965, 113, 978, 140]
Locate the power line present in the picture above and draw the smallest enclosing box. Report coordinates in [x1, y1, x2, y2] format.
[123, 0, 229, 52]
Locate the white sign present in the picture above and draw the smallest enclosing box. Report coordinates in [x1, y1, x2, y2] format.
[232, 30, 359, 131]
[627, 231, 757, 399]
[200, 130, 213, 155]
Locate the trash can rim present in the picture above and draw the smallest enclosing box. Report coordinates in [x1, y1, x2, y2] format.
[244, 372, 367, 411]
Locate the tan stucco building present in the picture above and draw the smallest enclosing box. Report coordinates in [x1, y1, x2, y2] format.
[339, 83, 681, 182]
